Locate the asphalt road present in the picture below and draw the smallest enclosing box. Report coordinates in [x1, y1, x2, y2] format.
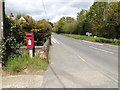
[42, 33, 118, 88]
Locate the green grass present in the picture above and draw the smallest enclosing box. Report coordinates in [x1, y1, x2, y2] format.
[61, 33, 120, 45]
[3, 54, 49, 73]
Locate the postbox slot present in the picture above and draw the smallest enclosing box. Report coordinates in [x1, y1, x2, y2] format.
[27, 35, 32, 37]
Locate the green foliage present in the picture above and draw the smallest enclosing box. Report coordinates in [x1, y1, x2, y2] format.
[55, 17, 66, 34]
[31, 19, 52, 45]
[86, 2, 109, 37]
[1, 14, 52, 66]
[85, 2, 120, 39]
[62, 22, 78, 34]
[54, 2, 120, 40]
[54, 16, 76, 34]
[15, 15, 52, 46]
[3, 54, 49, 73]
[61, 33, 120, 45]
[77, 9, 88, 35]
[1, 17, 22, 65]
[65, 16, 75, 24]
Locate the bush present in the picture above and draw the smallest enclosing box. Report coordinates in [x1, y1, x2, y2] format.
[31, 19, 52, 46]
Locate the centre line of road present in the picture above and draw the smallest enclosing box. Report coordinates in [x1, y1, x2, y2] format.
[90, 46, 114, 54]
[78, 55, 88, 63]
[78, 55, 118, 83]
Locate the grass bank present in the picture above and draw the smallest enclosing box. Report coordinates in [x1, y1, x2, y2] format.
[61, 33, 120, 45]
[3, 54, 49, 74]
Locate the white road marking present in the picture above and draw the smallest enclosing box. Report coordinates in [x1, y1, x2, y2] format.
[51, 38, 60, 44]
[82, 40, 103, 46]
[53, 38, 60, 44]
[90, 46, 114, 54]
[78, 55, 87, 63]
[53, 38, 58, 44]
[78, 55, 118, 83]
[51, 38, 56, 43]
[101, 71, 118, 83]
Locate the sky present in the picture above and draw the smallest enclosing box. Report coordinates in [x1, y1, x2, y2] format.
[5, 0, 94, 23]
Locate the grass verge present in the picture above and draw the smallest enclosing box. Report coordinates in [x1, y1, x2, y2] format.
[61, 33, 120, 45]
[3, 54, 49, 74]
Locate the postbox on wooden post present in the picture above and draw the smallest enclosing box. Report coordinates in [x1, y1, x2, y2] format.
[26, 33, 34, 57]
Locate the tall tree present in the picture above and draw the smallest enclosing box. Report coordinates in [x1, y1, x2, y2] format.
[77, 9, 88, 35]
[55, 17, 65, 33]
[66, 16, 75, 24]
[86, 2, 109, 37]
[104, 2, 120, 39]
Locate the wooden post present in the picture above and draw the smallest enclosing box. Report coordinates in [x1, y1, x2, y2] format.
[0, 0, 2, 86]
[0, 0, 4, 40]
[0, 0, 5, 66]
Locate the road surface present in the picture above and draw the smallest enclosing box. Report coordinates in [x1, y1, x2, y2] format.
[42, 33, 118, 88]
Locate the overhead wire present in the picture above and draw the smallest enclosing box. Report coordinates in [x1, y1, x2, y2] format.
[41, 0, 48, 21]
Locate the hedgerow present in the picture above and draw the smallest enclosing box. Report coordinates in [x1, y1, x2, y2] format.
[1, 17, 22, 66]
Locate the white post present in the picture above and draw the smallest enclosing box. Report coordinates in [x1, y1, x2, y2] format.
[29, 48, 33, 58]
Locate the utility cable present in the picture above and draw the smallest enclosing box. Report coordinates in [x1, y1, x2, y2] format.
[42, 0, 48, 21]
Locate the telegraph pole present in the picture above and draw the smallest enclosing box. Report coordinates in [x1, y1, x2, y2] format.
[0, 0, 5, 63]
[0, 0, 5, 40]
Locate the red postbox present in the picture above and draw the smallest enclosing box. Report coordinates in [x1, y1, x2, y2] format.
[26, 33, 34, 48]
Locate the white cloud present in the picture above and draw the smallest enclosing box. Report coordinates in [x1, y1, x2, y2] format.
[5, 0, 94, 23]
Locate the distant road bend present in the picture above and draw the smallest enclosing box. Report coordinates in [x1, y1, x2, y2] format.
[42, 33, 118, 88]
